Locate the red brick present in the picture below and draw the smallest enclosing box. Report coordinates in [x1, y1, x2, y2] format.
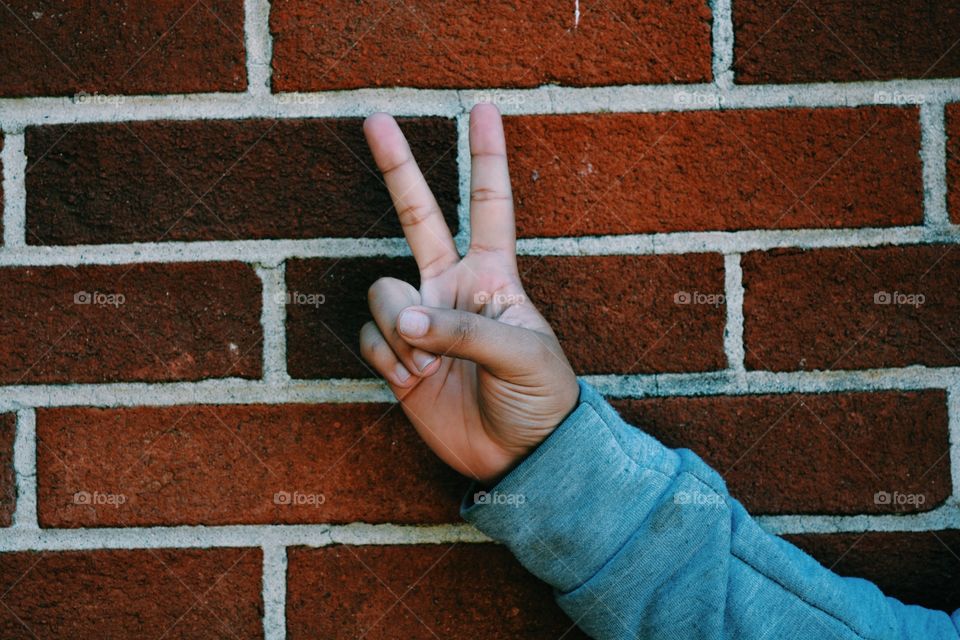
[0, 414, 14, 527]
[786, 531, 960, 612]
[0, 263, 261, 383]
[26, 118, 458, 245]
[286, 544, 587, 639]
[285, 255, 726, 378]
[0, 548, 263, 639]
[506, 108, 922, 236]
[0, 0, 245, 97]
[946, 104, 960, 225]
[37, 403, 465, 527]
[613, 390, 950, 515]
[734, 1, 960, 83]
[742, 245, 960, 371]
[519, 255, 726, 373]
[270, 0, 711, 90]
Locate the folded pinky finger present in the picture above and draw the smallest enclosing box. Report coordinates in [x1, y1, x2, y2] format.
[359, 321, 415, 388]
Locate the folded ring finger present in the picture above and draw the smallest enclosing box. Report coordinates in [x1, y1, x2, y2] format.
[367, 277, 440, 376]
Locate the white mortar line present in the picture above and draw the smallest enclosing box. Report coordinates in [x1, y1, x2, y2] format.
[0, 523, 491, 551]
[0, 378, 395, 410]
[920, 101, 951, 229]
[0, 507, 955, 553]
[4, 80, 960, 129]
[756, 504, 960, 536]
[245, 0, 274, 97]
[453, 111, 471, 254]
[949, 382, 960, 502]
[1, 226, 958, 267]
[1, 133, 26, 248]
[583, 367, 960, 399]
[710, 0, 734, 90]
[262, 545, 287, 640]
[723, 254, 745, 374]
[0, 368, 957, 411]
[11, 409, 37, 529]
[257, 264, 290, 384]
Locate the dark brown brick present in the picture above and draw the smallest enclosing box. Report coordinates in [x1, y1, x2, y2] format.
[270, 0, 712, 90]
[945, 103, 960, 225]
[0, 414, 14, 527]
[285, 255, 727, 378]
[286, 544, 588, 639]
[506, 108, 922, 236]
[742, 245, 960, 371]
[0, 0, 246, 97]
[25, 118, 458, 245]
[0, 263, 262, 383]
[37, 403, 466, 527]
[734, 1, 960, 83]
[519, 255, 727, 374]
[0, 548, 263, 639]
[286, 257, 420, 379]
[786, 530, 960, 612]
[613, 390, 950, 515]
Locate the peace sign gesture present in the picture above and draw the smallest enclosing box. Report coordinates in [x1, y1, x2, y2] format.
[359, 104, 579, 484]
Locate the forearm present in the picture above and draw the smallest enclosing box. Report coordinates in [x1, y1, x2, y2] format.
[462, 379, 960, 640]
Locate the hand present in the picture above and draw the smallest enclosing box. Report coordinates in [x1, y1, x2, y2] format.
[359, 104, 580, 485]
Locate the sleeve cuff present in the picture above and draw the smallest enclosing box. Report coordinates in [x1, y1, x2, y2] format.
[460, 378, 680, 592]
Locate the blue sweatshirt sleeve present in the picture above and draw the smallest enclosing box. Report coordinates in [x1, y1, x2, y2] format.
[461, 379, 960, 640]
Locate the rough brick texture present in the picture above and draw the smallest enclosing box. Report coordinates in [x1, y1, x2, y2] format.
[787, 531, 960, 612]
[286, 255, 726, 378]
[37, 403, 465, 527]
[743, 245, 960, 371]
[613, 390, 950, 514]
[946, 103, 960, 224]
[270, 0, 712, 90]
[506, 108, 922, 236]
[286, 544, 588, 639]
[0, 414, 13, 527]
[0, 548, 263, 638]
[26, 118, 459, 245]
[0, 263, 261, 383]
[734, 1, 960, 83]
[0, 0, 246, 97]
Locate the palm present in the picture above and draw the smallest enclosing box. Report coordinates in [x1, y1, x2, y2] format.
[361, 105, 578, 483]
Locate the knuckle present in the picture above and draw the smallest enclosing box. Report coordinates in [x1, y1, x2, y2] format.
[396, 203, 441, 228]
[453, 314, 479, 346]
[367, 277, 397, 304]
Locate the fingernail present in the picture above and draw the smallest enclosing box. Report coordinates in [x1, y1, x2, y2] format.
[393, 362, 411, 384]
[398, 309, 429, 338]
[412, 350, 436, 372]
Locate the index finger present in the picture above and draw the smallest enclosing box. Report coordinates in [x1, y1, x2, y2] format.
[364, 113, 459, 278]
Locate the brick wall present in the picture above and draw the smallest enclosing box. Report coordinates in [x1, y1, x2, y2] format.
[0, 1, 959, 637]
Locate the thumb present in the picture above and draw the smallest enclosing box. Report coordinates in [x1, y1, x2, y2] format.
[395, 305, 554, 378]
